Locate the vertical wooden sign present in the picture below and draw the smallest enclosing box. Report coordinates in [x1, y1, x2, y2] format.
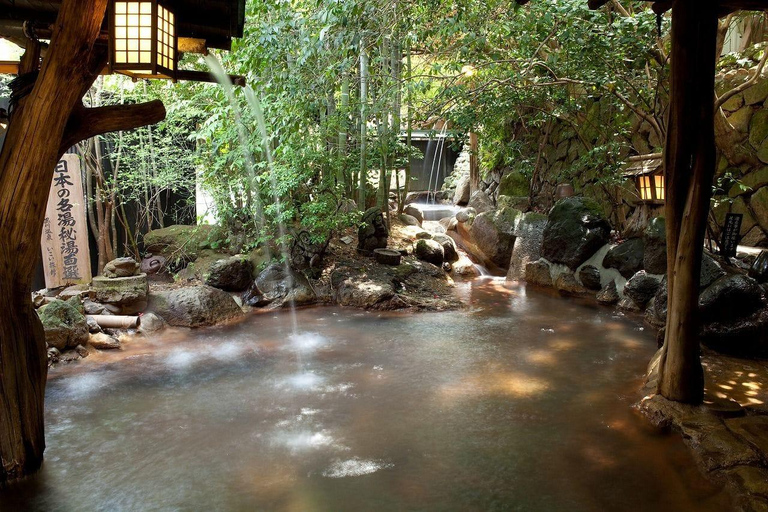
[720, 213, 743, 259]
[40, 153, 92, 288]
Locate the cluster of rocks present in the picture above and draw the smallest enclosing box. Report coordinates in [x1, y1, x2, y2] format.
[439, 191, 768, 357]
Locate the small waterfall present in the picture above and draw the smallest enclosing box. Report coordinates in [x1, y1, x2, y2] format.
[426, 124, 448, 204]
[203, 55, 270, 260]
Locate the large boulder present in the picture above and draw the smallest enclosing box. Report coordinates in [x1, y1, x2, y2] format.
[507, 212, 547, 281]
[102, 257, 140, 278]
[603, 238, 645, 279]
[467, 190, 494, 213]
[91, 274, 149, 315]
[415, 239, 445, 266]
[357, 207, 389, 253]
[38, 297, 89, 350]
[453, 175, 471, 205]
[432, 234, 459, 263]
[467, 207, 521, 269]
[699, 273, 765, 324]
[244, 264, 316, 307]
[643, 217, 667, 274]
[204, 256, 254, 291]
[147, 285, 243, 327]
[541, 197, 611, 270]
[624, 271, 661, 307]
[143, 224, 220, 262]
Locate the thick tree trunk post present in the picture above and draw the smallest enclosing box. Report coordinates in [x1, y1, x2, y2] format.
[656, 0, 719, 404]
[0, 0, 165, 483]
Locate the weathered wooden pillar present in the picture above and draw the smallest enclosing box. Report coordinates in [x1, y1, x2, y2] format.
[0, 0, 164, 483]
[656, 0, 719, 404]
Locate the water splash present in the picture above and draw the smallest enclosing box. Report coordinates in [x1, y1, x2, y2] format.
[322, 458, 394, 478]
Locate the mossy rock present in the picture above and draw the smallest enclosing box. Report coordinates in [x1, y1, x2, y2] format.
[729, 106, 753, 133]
[499, 171, 530, 197]
[744, 79, 768, 105]
[143, 224, 224, 261]
[749, 110, 768, 149]
[38, 297, 89, 350]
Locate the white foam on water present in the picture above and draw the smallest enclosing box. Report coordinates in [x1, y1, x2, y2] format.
[165, 349, 197, 370]
[284, 372, 325, 390]
[210, 341, 247, 361]
[321, 458, 394, 478]
[287, 332, 329, 353]
[272, 430, 348, 453]
[64, 373, 103, 398]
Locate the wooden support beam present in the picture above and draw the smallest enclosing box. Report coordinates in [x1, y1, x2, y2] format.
[60, 100, 166, 153]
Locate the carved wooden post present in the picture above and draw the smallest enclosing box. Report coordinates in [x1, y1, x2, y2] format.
[656, 0, 719, 404]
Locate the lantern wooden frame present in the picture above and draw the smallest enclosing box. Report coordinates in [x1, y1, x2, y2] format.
[108, 0, 178, 80]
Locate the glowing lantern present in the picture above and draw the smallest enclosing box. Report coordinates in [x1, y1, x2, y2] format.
[109, 0, 177, 80]
[624, 155, 665, 204]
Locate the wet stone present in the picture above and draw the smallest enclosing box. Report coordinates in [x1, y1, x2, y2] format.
[689, 427, 761, 471]
[725, 466, 768, 498]
[725, 416, 768, 457]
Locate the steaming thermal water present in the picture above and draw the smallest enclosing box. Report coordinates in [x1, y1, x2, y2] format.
[0, 281, 730, 511]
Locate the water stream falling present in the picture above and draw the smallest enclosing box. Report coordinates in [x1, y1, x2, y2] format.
[426, 123, 448, 204]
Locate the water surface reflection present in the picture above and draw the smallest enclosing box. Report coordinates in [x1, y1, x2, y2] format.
[0, 280, 730, 511]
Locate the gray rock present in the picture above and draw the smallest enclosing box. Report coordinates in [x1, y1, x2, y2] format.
[541, 197, 611, 270]
[86, 315, 101, 334]
[398, 213, 421, 227]
[525, 258, 553, 287]
[415, 239, 445, 266]
[139, 312, 166, 333]
[700, 252, 727, 289]
[102, 257, 140, 278]
[507, 212, 547, 281]
[75, 345, 89, 358]
[83, 298, 106, 315]
[624, 271, 661, 306]
[244, 264, 316, 308]
[597, 281, 620, 305]
[332, 268, 396, 308]
[455, 207, 476, 224]
[643, 217, 667, 274]
[88, 332, 121, 350]
[603, 238, 645, 279]
[432, 234, 459, 263]
[357, 207, 389, 253]
[403, 204, 424, 225]
[467, 207, 521, 269]
[579, 265, 602, 290]
[699, 273, 765, 323]
[38, 297, 89, 351]
[148, 285, 244, 327]
[204, 256, 254, 291]
[554, 273, 587, 296]
[453, 175, 471, 205]
[91, 274, 149, 315]
[467, 190, 494, 213]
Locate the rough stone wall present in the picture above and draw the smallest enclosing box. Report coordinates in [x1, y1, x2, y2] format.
[481, 62, 768, 248]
